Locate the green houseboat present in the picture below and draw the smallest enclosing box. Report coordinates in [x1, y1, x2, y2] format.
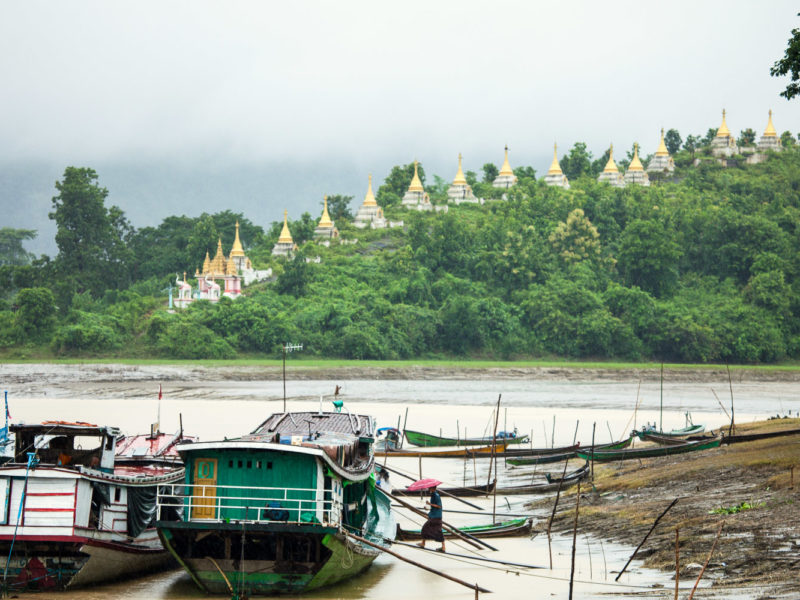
[155, 411, 393, 596]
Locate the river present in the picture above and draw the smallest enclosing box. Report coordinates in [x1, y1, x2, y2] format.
[4, 366, 798, 599]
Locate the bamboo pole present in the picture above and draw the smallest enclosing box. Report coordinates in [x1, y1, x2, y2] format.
[345, 532, 491, 594]
[490, 395, 501, 523]
[547, 457, 571, 569]
[711, 389, 732, 421]
[674, 526, 680, 600]
[381, 488, 495, 551]
[391, 539, 543, 570]
[568, 482, 581, 600]
[590, 422, 596, 482]
[378, 464, 483, 511]
[401, 407, 409, 449]
[727, 363, 736, 436]
[687, 523, 724, 600]
[615, 498, 680, 581]
[572, 420, 579, 445]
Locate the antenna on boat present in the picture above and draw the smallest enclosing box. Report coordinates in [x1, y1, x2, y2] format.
[281, 343, 303, 413]
[319, 395, 323, 415]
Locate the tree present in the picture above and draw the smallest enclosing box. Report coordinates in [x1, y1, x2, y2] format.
[684, 135, 701, 155]
[548, 208, 604, 266]
[665, 129, 682, 155]
[738, 128, 756, 146]
[513, 166, 536, 181]
[14, 287, 56, 342]
[185, 215, 219, 272]
[0, 228, 36, 266]
[49, 167, 134, 303]
[561, 143, 593, 180]
[275, 253, 310, 297]
[771, 17, 800, 99]
[323, 195, 354, 222]
[617, 219, 682, 297]
[702, 128, 717, 146]
[780, 130, 796, 147]
[482, 163, 499, 183]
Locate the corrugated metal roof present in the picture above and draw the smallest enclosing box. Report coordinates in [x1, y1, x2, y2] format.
[253, 411, 373, 438]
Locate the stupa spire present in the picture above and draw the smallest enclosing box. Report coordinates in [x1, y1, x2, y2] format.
[716, 109, 730, 138]
[278, 210, 293, 244]
[547, 143, 563, 175]
[363, 174, 377, 207]
[656, 128, 669, 156]
[408, 160, 424, 192]
[603, 144, 619, 173]
[628, 143, 644, 171]
[499, 145, 514, 176]
[452, 153, 468, 186]
[318, 196, 333, 229]
[763, 109, 777, 137]
[229, 221, 245, 257]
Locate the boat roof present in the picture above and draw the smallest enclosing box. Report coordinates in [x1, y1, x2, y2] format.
[250, 411, 374, 440]
[10, 422, 120, 437]
[116, 430, 198, 458]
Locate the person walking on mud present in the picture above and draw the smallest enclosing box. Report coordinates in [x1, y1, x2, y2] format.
[417, 485, 445, 552]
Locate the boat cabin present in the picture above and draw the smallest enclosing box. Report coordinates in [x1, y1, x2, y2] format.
[10, 422, 119, 473]
[161, 411, 376, 531]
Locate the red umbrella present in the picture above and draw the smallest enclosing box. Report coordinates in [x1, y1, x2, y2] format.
[406, 478, 442, 492]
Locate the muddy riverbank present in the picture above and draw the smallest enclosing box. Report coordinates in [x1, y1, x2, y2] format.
[2, 362, 800, 385]
[533, 418, 800, 598]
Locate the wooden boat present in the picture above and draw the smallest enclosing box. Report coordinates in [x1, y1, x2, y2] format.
[637, 432, 717, 446]
[634, 424, 705, 440]
[505, 437, 633, 466]
[487, 443, 581, 459]
[0, 422, 185, 590]
[396, 517, 531, 541]
[576, 437, 721, 462]
[393, 481, 495, 498]
[721, 427, 800, 445]
[115, 427, 198, 466]
[496, 463, 590, 495]
[156, 410, 393, 596]
[375, 427, 401, 452]
[403, 428, 529, 447]
[375, 443, 513, 458]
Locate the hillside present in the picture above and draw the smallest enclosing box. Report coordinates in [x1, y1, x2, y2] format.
[1, 145, 800, 363]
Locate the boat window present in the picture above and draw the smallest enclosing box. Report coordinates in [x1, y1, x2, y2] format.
[267, 461, 272, 470]
[229, 460, 233, 468]
[114, 487, 121, 503]
[246, 460, 252, 469]
[237, 460, 243, 468]
[256, 461, 261, 469]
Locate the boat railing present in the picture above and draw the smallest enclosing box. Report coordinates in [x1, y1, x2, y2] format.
[156, 483, 336, 526]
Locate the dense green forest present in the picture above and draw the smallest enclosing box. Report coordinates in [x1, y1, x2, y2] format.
[2, 135, 800, 363]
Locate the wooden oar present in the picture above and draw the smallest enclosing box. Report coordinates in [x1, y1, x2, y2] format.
[377, 463, 484, 511]
[344, 532, 491, 594]
[392, 539, 544, 570]
[379, 488, 497, 552]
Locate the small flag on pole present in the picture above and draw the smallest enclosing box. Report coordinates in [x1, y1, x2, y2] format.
[4, 391, 9, 419]
[158, 384, 163, 401]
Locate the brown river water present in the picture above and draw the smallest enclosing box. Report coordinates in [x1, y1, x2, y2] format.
[3, 365, 798, 599]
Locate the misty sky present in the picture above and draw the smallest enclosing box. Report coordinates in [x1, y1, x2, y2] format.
[1, 1, 798, 255]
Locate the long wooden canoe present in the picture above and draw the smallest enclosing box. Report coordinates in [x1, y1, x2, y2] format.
[396, 517, 532, 541]
[488, 443, 581, 459]
[576, 437, 721, 462]
[721, 427, 800, 445]
[393, 481, 496, 498]
[375, 443, 512, 458]
[403, 429, 530, 447]
[496, 464, 589, 494]
[506, 436, 633, 466]
[638, 432, 717, 446]
[634, 424, 705, 441]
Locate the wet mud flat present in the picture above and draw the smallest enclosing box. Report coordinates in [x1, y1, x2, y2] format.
[531, 419, 800, 598]
[2, 362, 800, 386]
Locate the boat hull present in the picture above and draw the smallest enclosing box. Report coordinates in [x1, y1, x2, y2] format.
[0, 535, 173, 590]
[403, 429, 528, 447]
[158, 522, 381, 595]
[576, 437, 721, 462]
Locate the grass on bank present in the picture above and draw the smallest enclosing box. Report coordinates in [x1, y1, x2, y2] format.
[2, 355, 800, 372]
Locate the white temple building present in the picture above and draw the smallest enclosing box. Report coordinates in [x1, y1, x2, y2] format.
[401, 161, 434, 211]
[543, 143, 570, 189]
[447, 153, 479, 204]
[647, 129, 675, 173]
[757, 110, 781, 152]
[314, 196, 339, 240]
[623, 143, 650, 187]
[710, 109, 739, 158]
[492, 146, 517, 189]
[272, 210, 298, 257]
[597, 145, 625, 188]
